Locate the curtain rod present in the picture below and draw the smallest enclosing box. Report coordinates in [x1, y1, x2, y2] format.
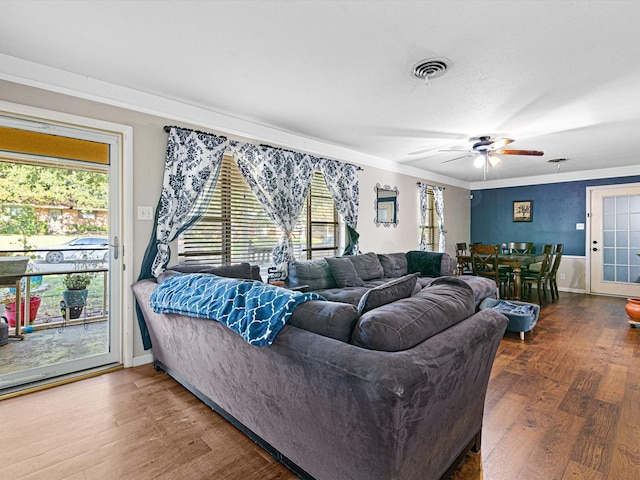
[260, 144, 363, 171]
[417, 182, 445, 190]
[163, 125, 363, 171]
[163, 125, 224, 137]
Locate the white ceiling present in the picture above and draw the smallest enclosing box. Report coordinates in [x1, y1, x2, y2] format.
[1, 0, 639, 188]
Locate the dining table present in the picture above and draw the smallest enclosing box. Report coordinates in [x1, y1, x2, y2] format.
[456, 253, 541, 301]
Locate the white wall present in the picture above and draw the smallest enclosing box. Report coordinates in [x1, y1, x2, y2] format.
[357, 165, 470, 258]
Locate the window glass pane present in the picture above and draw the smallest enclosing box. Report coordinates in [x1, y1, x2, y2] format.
[603, 231, 615, 247]
[603, 264, 615, 281]
[630, 231, 640, 248]
[630, 195, 640, 213]
[616, 248, 629, 264]
[630, 213, 640, 231]
[616, 231, 629, 247]
[603, 214, 615, 230]
[603, 196, 615, 215]
[616, 214, 629, 230]
[616, 266, 629, 282]
[631, 266, 640, 283]
[616, 195, 629, 214]
[603, 247, 615, 264]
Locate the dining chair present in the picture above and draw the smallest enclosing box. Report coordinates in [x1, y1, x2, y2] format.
[471, 244, 512, 298]
[547, 244, 564, 301]
[455, 242, 473, 275]
[521, 244, 553, 305]
[507, 242, 534, 254]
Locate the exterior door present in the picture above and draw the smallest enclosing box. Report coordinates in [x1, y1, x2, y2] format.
[589, 184, 640, 297]
[0, 114, 122, 391]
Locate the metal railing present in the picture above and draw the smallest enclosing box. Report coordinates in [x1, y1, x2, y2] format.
[1, 267, 109, 339]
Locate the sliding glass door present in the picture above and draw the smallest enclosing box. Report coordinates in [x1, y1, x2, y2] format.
[0, 115, 122, 391]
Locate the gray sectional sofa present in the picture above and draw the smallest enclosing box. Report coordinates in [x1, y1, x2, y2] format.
[132, 251, 506, 480]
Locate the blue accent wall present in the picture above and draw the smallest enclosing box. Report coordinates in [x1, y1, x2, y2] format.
[471, 175, 640, 256]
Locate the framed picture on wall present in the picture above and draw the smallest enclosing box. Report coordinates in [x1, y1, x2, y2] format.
[513, 200, 533, 222]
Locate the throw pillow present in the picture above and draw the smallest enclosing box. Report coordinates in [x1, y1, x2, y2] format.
[289, 259, 337, 290]
[349, 252, 384, 281]
[325, 257, 365, 287]
[406, 251, 444, 277]
[377, 253, 408, 278]
[357, 273, 419, 316]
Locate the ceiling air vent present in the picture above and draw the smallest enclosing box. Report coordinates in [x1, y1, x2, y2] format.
[412, 58, 452, 84]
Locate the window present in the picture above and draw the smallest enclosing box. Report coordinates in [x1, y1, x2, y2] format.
[297, 172, 342, 260]
[420, 187, 438, 251]
[179, 155, 342, 273]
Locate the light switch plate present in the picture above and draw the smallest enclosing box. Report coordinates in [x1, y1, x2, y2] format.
[138, 206, 153, 221]
[576, 223, 585, 230]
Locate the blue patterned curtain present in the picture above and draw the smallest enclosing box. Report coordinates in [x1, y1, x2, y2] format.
[316, 158, 360, 255]
[137, 127, 228, 349]
[229, 142, 318, 276]
[433, 186, 446, 252]
[418, 182, 428, 251]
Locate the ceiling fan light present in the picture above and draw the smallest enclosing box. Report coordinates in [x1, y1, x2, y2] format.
[473, 154, 485, 168]
[488, 154, 501, 167]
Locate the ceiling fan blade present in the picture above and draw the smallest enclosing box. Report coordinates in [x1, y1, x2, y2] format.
[489, 138, 514, 149]
[441, 153, 474, 164]
[495, 149, 544, 156]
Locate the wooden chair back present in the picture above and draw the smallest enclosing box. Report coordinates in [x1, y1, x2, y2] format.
[508, 242, 534, 254]
[538, 244, 554, 275]
[471, 244, 500, 280]
[550, 244, 564, 276]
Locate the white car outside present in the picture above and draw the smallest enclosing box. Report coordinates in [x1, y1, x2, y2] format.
[37, 237, 109, 264]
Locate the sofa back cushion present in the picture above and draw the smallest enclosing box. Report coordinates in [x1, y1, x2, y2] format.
[289, 259, 337, 290]
[168, 262, 255, 279]
[377, 253, 408, 278]
[357, 273, 418, 316]
[288, 300, 359, 343]
[325, 257, 366, 287]
[350, 277, 475, 351]
[349, 252, 384, 281]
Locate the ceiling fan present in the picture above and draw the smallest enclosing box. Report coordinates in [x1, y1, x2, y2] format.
[441, 136, 544, 179]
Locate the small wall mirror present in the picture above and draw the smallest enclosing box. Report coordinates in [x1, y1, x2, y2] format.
[374, 184, 399, 227]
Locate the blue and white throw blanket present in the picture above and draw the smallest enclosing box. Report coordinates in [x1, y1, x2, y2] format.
[491, 300, 536, 316]
[150, 273, 324, 346]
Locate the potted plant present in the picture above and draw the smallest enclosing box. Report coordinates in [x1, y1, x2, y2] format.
[1, 291, 41, 327]
[61, 272, 92, 319]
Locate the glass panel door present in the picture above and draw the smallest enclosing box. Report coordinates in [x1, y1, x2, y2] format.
[0, 116, 121, 391]
[590, 185, 640, 297]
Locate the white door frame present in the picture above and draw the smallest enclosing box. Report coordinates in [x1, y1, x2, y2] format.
[0, 100, 134, 367]
[586, 182, 640, 296]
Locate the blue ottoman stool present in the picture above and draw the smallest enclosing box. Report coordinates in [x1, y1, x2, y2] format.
[479, 298, 540, 340]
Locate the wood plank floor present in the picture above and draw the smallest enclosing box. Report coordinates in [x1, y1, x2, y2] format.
[1, 293, 638, 480]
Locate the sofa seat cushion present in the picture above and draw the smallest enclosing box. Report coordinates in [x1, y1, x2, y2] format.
[289, 258, 337, 290]
[288, 300, 359, 342]
[351, 277, 475, 351]
[349, 252, 384, 280]
[377, 253, 408, 278]
[325, 256, 366, 287]
[357, 273, 418, 316]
